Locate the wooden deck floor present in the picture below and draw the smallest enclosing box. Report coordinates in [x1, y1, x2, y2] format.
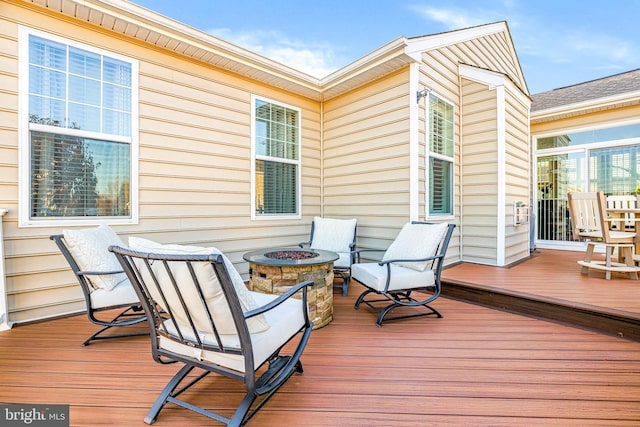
[442, 249, 640, 340]
[1, 249, 640, 426]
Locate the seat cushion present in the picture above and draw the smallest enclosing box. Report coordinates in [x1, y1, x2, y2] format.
[90, 279, 139, 309]
[382, 222, 448, 271]
[310, 217, 357, 253]
[159, 291, 304, 373]
[334, 252, 352, 269]
[351, 262, 435, 292]
[63, 225, 128, 291]
[128, 237, 269, 334]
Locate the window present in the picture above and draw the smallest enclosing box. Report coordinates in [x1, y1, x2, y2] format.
[20, 29, 138, 226]
[427, 93, 454, 216]
[251, 96, 301, 218]
[535, 122, 640, 243]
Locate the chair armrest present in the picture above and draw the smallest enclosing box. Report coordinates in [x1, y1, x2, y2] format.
[77, 269, 124, 277]
[352, 248, 385, 264]
[298, 241, 311, 248]
[377, 253, 443, 266]
[244, 280, 313, 319]
[353, 248, 385, 256]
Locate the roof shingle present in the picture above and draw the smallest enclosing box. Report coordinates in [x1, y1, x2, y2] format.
[531, 68, 640, 112]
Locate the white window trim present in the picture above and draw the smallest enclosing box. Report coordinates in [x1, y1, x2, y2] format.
[18, 27, 139, 227]
[250, 94, 302, 220]
[425, 91, 455, 219]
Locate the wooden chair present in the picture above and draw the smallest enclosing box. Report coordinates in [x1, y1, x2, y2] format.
[606, 194, 638, 231]
[299, 217, 357, 296]
[109, 238, 313, 426]
[567, 192, 640, 280]
[50, 225, 147, 346]
[351, 222, 455, 326]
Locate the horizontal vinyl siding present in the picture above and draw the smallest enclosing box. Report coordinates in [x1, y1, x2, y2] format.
[504, 92, 531, 264]
[0, 5, 321, 323]
[322, 68, 411, 251]
[416, 59, 462, 263]
[460, 79, 499, 264]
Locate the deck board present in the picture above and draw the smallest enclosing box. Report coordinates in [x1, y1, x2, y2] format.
[0, 249, 639, 426]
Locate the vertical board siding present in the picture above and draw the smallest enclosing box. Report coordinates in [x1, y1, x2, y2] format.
[0, 5, 321, 323]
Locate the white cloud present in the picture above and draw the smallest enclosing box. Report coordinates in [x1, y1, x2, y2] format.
[411, 6, 499, 30]
[207, 27, 343, 78]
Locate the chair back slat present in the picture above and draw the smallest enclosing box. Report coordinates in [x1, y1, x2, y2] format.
[568, 192, 635, 244]
[606, 194, 638, 230]
[110, 247, 249, 364]
[568, 192, 603, 239]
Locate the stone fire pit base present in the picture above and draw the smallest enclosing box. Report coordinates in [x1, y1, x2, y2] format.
[247, 261, 334, 329]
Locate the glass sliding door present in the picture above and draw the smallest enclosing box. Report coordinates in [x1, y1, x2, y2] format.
[534, 123, 640, 246]
[536, 152, 585, 241]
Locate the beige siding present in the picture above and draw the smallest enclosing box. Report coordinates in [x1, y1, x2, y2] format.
[414, 32, 528, 265]
[0, 3, 532, 323]
[0, 4, 321, 323]
[322, 68, 412, 250]
[504, 92, 531, 264]
[460, 79, 499, 264]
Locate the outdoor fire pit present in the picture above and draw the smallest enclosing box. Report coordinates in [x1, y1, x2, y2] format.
[265, 250, 320, 260]
[243, 248, 339, 329]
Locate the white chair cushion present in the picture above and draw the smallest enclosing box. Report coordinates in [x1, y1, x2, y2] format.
[382, 222, 448, 271]
[159, 292, 304, 373]
[351, 262, 435, 292]
[334, 252, 352, 269]
[90, 279, 139, 309]
[128, 237, 269, 335]
[310, 217, 357, 253]
[63, 225, 128, 291]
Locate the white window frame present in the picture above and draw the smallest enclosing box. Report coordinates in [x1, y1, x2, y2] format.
[250, 94, 302, 220]
[425, 92, 455, 218]
[18, 27, 139, 227]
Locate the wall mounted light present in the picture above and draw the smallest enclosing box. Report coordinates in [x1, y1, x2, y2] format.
[416, 88, 431, 103]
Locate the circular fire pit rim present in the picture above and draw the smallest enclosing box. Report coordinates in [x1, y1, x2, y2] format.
[242, 247, 339, 266]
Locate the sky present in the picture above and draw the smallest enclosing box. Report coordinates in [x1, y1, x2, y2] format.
[130, 0, 639, 94]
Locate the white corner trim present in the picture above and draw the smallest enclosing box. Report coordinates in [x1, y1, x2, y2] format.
[0, 208, 12, 331]
[409, 64, 420, 221]
[496, 87, 507, 267]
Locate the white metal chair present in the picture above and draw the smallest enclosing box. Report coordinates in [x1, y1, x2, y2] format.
[351, 221, 455, 326]
[299, 217, 357, 296]
[567, 192, 640, 280]
[50, 225, 147, 346]
[110, 238, 313, 426]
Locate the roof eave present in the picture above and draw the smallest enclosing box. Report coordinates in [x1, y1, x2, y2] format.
[531, 90, 640, 122]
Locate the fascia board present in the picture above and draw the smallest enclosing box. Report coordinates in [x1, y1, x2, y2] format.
[41, 0, 321, 88]
[404, 22, 507, 56]
[531, 91, 640, 121]
[459, 64, 531, 107]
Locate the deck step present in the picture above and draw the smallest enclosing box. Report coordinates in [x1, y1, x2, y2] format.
[442, 278, 640, 341]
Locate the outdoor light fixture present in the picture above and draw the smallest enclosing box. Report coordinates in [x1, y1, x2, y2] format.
[416, 88, 431, 103]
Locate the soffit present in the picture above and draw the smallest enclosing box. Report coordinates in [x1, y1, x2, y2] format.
[24, 0, 416, 102]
